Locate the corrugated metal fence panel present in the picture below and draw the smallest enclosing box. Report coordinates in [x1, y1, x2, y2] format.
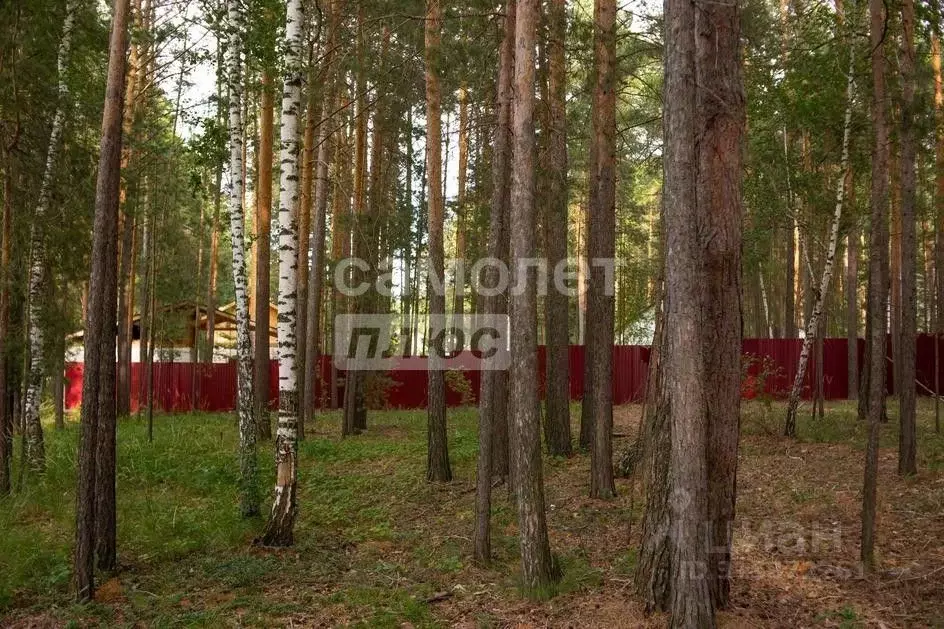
[62, 337, 943, 412]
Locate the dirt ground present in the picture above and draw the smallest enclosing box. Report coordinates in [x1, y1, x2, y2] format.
[430, 405, 944, 628]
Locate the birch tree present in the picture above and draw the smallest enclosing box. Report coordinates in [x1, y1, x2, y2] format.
[224, 0, 259, 519]
[23, 0, 78, 473]
[259, 0, 304, 546]
[784, 36, 857, 438]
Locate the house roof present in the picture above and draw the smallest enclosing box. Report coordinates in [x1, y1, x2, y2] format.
[68, 300, 278, 342]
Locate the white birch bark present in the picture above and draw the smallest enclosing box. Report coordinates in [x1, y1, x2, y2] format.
[224, 0, 259, 516]
[784, 44, 857, 437]
[24, 0, 78, 472]
[260, 0, 304, 545]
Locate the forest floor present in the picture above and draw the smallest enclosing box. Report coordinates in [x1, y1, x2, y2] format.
[1, 398, 942, 628]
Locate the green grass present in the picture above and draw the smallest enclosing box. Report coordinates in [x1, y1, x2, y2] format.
[2, 399, 943, 626]
[0, 404, 512, 627]
[741, 397, 944, 470]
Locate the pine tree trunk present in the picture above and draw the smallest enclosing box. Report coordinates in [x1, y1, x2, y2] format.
[543, 0, 571, 458]
[254, 75, 274, 441]
[116, 39, 140, 419]
[784, 45, 855, 437]
[454, 86, 469, 322]
[635, 301, 671, 612]
[508, 0, 557, 591]
[259, 0, 304, 546]
[24, 0, 78, 473]
[663, 0, 715, 620]
[475, 0, 515, 565]
[304, 15, 336, 421]
[697, 0, 745, 607]
[861, 0, 890, 571]
[934, 18, 944, 434]
[224, 0, 259, 520]
[73, 0, 130, 602]
[897, 0, 917, 476]
[296, 81, 315, 441]
[343, 14, 370, 437]
[584, 0, 617, 500]
[847, 200, 859, 399]
[425, 0, 452, 483]
[0, 141, 12, 496]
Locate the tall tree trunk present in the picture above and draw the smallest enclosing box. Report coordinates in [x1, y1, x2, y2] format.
[343, 11, 370, 437]
[254, 75, 274, 441]
[697, 0, 745, 608]
[425, 0, 452, 483]
[508, 0, 557, 591]
[635, 289, 671, 612]
[847, 180, 859, 399]
[24, 0, 78, 473]
[296, 77, 315, 441]
[73, 0, 130, 602]
[898, 0, 917, 476]
[116, 33, 141, 419]
[662, 0, 715, 620]
[0, 132, 13, 496]
[454, 86, 469, 322]
[259, 0, 304, 546]
[304, 0, 337, 422]
[475, 0, 515, 566]
[861, 0, 890, 571]
[584, 0, 617, 500]
[224, 0, 259, 520]
[784, 45, 855, 437]
[543, 0, 571, 458]
[934, 15, 944, 434]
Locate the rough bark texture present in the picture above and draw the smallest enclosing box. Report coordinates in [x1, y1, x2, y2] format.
[508, 0, 557, 591]
[254, 76, 274, 441]
[862, 0, 889, 571]
[935, 22, 944, 434]
[224, 0, 259, 520]
[24, 0, 77, 474]
[0, 142, 10, 497]
[475, 0, 515, 566]
[696, 0, 745, 608]
[584, 0, 617, 500]
[73, 0, 130, 602]
[542, 0, 571, 458]
[638, 0, 744, 621]
[784, 45, 855, 438]
[425, 0, 452, 484]
[0, 147, 11, 496]
[898, 0, 917, 476]
[663, 0, 714, 621]
[635, 315, 671, 612]
[259, 0, 304, 546]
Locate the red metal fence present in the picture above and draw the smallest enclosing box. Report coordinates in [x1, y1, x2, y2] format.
[64, 336, 944, 413]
